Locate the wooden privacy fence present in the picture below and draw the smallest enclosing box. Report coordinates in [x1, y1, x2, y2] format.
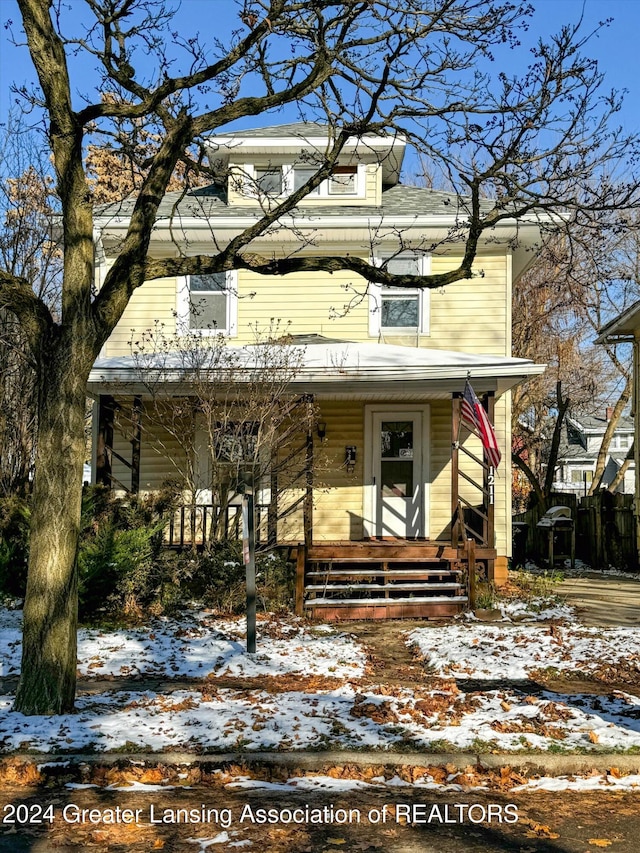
[513, 491, 637, 571]
[576, 492, 636, 571]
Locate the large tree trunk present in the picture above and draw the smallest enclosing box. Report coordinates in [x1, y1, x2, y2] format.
[13, 344, 89, 715]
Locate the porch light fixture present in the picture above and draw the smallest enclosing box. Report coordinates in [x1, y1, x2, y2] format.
[317, 421, 327, 441]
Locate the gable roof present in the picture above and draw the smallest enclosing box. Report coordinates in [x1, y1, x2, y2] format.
[596, 300, 640, 342]
[567, 413, 634, 434]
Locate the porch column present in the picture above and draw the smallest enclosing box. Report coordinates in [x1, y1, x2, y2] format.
[130, 395, 142, 494]
[484, 391, 498, 582]
[451, 393, 461, 544]
[268, 450, 278, 547]
[634, 336, 640, 567]
[304, 395, 314, 548]
[484, 391, 496, 550]
[95, 394, 115, 488]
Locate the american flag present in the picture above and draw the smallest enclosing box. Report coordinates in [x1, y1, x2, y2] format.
[461, 380, 501, 469]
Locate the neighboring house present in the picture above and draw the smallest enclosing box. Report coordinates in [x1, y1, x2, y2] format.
[88, 122, 545, 619]
[553, 412, 635, 496]
[596, 304, 640, 565]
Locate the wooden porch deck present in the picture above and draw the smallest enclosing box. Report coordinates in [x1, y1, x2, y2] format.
[295, 539, 495, 621]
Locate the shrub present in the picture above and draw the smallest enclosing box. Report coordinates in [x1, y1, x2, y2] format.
[0, 496, 30, 598]
[78, 489, 172, 619]
[170, 543, 295, 614]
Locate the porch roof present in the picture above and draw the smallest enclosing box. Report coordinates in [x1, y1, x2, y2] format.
[88, 337, 544, 397]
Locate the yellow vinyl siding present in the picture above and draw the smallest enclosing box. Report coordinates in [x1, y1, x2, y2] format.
[101, 250, 509, 358]
[313, 401, 365, 541]
[110, 401, 189, 493]
[235, 270, 370, 342]
[428, 253, 509, 355]
[104, 277, 177, 358]
[428, 399, 455, 541]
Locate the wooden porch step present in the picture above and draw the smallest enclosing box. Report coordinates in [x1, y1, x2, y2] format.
[305, 595, 468, 607]
[307, 544, 458, 560]
[305, 582, 463, 593]
[306, 568, 462, 578]
[308, 557, 459, 565]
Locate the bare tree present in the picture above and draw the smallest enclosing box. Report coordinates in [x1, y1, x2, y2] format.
[512, 211, 640, 505]
[123, 321, 315, 545]
[2, 0, 640, 714]
[0, 116, 61, 497]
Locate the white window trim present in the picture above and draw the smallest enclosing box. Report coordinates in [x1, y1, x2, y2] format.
[277, 163, 367, 199]
[176, 271, 238, 337]
[369, 253, 431, 336]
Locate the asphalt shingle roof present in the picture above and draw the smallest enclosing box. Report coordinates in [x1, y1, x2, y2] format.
[209, 122, 330, 139]
[96, 182, 482, 223]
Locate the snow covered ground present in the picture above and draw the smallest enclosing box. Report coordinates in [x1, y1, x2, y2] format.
[2, 683, 640, 754]
[2, 605, 640, 757]
[0, 609, 365, 680]
[408, 623, 640, 680]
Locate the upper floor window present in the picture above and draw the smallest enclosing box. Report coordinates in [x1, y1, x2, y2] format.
[292, 167, 320, 195]
[328, 165, 358, 195]
[369, 253, 430, 336]
[177, 271, 238, 336]
[255, 167, 283, 196]
[235, 163, 367, 200]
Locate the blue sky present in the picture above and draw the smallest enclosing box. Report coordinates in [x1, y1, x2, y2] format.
[1, 0, 639, 134]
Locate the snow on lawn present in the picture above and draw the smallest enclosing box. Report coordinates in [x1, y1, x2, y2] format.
[409, 624, 640, 680]
[227, 772, 640, 793]
[2, 684, 640, 754]
[0, 608, 365, 680]
[462, 598, 575, 623]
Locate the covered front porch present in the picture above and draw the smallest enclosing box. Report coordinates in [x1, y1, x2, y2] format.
[88, 336, 544, 619]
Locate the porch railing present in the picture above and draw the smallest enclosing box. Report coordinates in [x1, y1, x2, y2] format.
[163, 503, 270, 548]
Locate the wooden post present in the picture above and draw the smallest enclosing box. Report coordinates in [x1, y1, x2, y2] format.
[467, 537, 477, 611]
[95, 395, 115, 487]
[242, 488, 257, 654]
[130, 395, 142, 494]
[295, 543, 306, 617]
[451, 394, 461, 544]
[634, 338, 640, 568]
[268, 452, 278, 548]
[303, 396, 314, 549]
[484, 392, 496, 550]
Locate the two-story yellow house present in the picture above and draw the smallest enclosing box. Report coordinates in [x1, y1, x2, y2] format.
[88, 122, 544, 620]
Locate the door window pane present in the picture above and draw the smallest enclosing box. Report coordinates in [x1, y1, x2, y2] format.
[381, 421, 413, 458]
[381, 460, 413, 497]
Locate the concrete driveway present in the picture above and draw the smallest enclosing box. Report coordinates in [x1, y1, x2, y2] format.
[557, 573, 640, 626]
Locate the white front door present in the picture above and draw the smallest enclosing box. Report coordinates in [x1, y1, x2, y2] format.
[365, 406, 429, 538]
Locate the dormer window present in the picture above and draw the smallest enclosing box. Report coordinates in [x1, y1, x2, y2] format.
[255, 167, 283, 196]
[329, 166, 357, 195]
[233, 162, 366, 200]
[292, 167, 320, 195]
